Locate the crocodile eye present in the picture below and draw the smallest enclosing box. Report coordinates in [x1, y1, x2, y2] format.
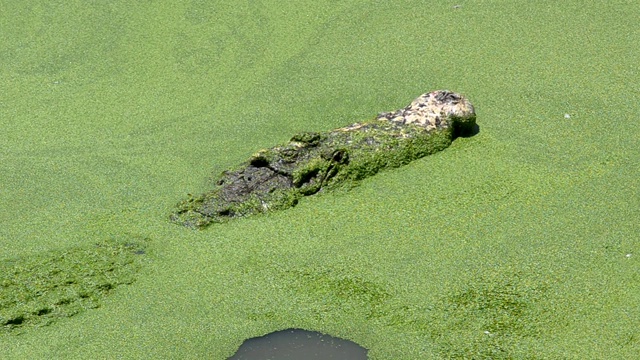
[250, 156, 269, 167]
[332, 149, 348, 164]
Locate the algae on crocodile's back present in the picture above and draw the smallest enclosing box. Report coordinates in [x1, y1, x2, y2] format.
[171, 90, 476, 228]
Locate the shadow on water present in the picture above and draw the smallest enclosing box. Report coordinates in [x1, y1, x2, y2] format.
[228, 328, 368, 360]
[454, 123, 480, 139]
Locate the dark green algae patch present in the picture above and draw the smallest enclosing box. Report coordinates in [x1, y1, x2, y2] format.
[0, 237, 148, 333]
[171, 90, 477, 228]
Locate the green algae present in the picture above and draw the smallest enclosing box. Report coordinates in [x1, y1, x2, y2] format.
[285, 266, 392, 320]
[426, 271, 551, 359]
[1, 1, 639, 359]
[0, 237, 148, 333]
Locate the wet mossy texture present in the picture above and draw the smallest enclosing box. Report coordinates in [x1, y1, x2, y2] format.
[0, 238, 147, 333]
[171, 90, 476, 228]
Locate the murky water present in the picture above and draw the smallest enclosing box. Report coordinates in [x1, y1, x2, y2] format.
[228, 328, 368, 359]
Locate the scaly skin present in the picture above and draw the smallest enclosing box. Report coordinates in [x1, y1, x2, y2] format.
[171, 90, 476, 228]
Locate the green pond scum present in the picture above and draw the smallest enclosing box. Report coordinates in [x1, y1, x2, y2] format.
[249, 262, 553, 359]
[1, 0, 639, 359]
[0, 237, 148, 333]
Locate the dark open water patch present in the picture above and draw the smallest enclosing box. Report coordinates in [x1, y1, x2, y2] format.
[228, 328, 368, 359]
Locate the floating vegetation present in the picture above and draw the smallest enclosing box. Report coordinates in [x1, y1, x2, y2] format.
[383, 269, 552, 359]
[0, 237, 148, 333]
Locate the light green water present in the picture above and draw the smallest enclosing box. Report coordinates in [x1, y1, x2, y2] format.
[1, 1, 638, 358]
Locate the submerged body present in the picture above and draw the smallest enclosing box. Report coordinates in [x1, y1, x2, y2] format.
[171, 90, 476, 228]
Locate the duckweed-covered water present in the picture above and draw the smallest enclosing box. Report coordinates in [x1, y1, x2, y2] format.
[1, 1, 639, 359]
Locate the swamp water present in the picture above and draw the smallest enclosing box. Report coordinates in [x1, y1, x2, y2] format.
[228, 329, 368, 359]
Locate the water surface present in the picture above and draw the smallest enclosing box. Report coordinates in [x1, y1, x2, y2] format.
[229, 329, 368, 360]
